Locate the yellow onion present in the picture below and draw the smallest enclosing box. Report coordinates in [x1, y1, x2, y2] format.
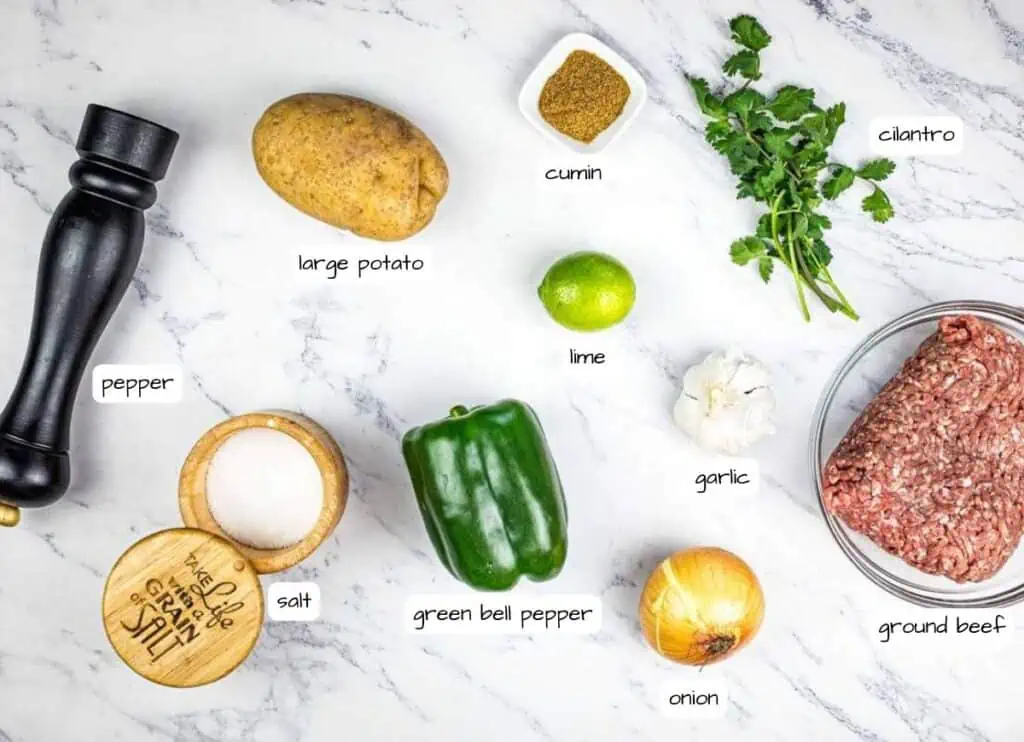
[639, 547, 764, 666]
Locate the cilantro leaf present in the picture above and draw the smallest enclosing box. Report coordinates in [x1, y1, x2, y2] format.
[753, 159, 787, 201]
[716, 132, 751, 164]
[793, 140, 827, 172]
[747, 111, 773, 132]
[825, 103, 846, 145]
[768, 85, 815, 122]
[822, 165, 855, 200]
[802, 112, 829, 144]
[810, 239, 833, 268]
[857, 158, 896, 181]
[730, 15, 772, 52]
[726, 141, 761, 176]
[704, 120, 734, 151]
[723, 88, 766, 118]
[758, 256, 774, 283]
[763, 127, 794, 157]
[730, 236, 767, 265]
[800, 186, 822, 211]
[862, 187, 894, 222]
[806, 213, 832, 238]
[723, 49, 762, 80]
[687, 76, 727, 119]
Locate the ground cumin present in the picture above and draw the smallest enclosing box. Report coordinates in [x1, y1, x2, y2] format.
[539, 50, 631, 143]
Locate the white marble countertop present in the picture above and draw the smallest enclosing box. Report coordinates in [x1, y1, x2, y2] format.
[2, 0, 1023, 740]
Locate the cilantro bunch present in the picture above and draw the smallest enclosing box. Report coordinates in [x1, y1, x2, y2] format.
[688, 15, 896, 322]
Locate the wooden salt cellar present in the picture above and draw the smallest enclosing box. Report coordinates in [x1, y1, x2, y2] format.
[179, 410, 348, 574]
[102, 411, 348, 688]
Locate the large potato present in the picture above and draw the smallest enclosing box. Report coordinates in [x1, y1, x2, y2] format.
[253, 93, 448, 241]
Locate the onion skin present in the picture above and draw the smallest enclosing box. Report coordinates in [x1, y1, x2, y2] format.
[639, 547, 764, 666]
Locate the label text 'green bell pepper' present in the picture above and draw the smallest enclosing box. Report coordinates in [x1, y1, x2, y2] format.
[402, 400, 568, 591]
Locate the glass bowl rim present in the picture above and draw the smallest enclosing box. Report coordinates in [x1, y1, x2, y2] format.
[810, 300, 1024, 608]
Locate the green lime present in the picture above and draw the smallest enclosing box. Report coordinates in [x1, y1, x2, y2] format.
[538, 251, 636, 332]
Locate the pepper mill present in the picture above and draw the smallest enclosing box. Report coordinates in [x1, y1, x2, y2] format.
[0, 104, 178, 527]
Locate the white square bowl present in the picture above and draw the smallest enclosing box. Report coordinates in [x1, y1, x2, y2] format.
[518, 32, 648, 154]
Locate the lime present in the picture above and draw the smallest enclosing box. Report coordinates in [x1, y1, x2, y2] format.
[538, 251, 636, 332]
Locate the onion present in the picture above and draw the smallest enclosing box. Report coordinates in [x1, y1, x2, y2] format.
[639, 547, 764, 665]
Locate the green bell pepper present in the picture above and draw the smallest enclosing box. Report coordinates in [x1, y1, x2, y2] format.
[402, 399, 568, 591]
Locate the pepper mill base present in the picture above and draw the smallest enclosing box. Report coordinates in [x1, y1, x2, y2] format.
[0, 434, 70, 509]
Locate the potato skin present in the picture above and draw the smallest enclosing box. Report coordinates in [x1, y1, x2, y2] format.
[252, 93, 448, 241]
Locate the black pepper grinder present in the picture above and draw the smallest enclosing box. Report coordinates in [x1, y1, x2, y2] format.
[0, 104, 178, 527]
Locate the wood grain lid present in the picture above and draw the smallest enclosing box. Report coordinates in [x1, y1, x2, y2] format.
[102, 528, 264, 688]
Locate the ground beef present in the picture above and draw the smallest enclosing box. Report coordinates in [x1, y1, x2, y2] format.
[823, 315, 1024, 583]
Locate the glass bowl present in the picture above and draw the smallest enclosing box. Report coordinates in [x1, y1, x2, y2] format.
[810, 300, 1024, 607]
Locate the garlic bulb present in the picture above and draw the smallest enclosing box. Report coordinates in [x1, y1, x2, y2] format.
[673, 348, 775, 454]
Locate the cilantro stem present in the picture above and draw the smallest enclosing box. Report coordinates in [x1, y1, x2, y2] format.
[822, 272, 858, 320]
[807, 248, 859, 319]
[798, 237, 858, 319]
[794, 246, 843, 314]
[770, 194, 810, 321]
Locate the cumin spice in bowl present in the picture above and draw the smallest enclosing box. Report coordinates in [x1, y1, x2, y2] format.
[539, 50, 630, 143]
[519, 33, 647, 153]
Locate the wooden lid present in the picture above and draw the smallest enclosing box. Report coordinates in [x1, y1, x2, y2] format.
[178, 411, 348, 574]
[102, 528, 264, 688]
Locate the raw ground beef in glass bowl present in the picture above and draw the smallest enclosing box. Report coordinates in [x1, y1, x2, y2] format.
[811, 300, 1024, 607]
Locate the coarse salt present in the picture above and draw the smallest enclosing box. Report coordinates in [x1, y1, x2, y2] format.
[206, 427, 323, 550]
